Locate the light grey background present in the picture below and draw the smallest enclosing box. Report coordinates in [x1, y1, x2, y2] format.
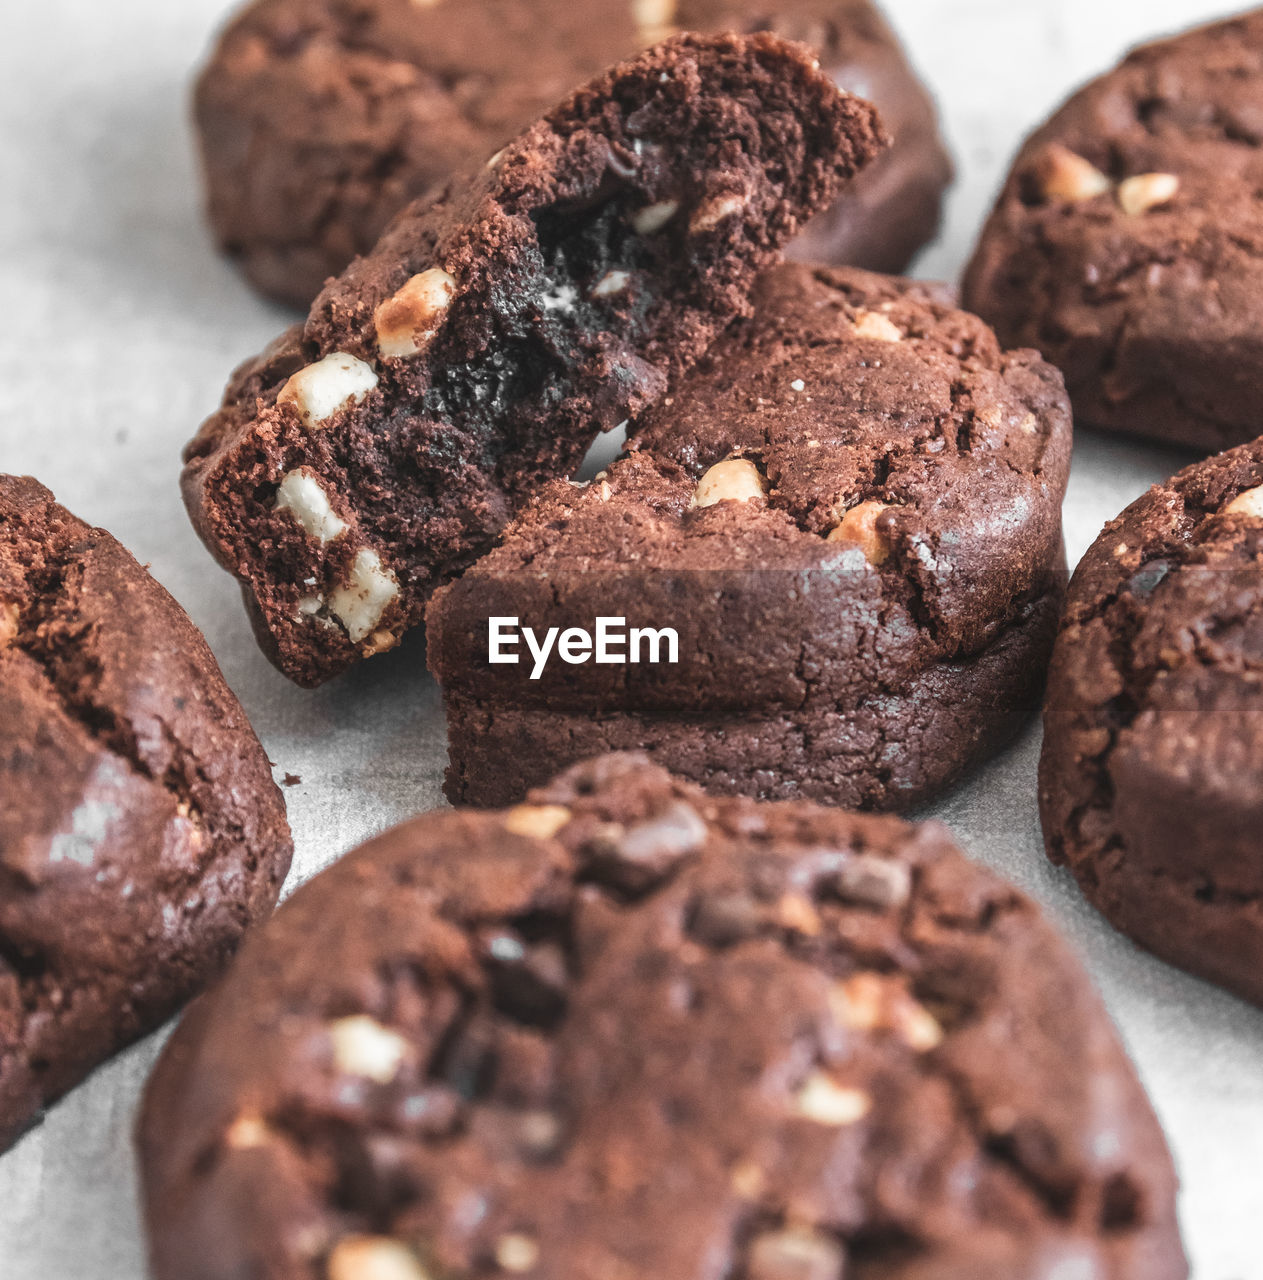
[0, 0, 1260, 1275]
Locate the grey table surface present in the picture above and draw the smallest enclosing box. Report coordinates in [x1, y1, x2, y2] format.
[1, 0, 1260, 1275]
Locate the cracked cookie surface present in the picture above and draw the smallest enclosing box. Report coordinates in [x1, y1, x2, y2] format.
[195, 0, 950, 307]
[138, 753, 1185, 1280]
[963, 9, 1263, 453]
[1040, 438, 1263, 1006]
[183, 33, 883, 688]
[0, 475, 292, 1151]
[427, 264, 1072, 809]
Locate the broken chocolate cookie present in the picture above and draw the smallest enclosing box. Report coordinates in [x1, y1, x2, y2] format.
[427, 264, 1072, 809]
[182, 33, 884, 687]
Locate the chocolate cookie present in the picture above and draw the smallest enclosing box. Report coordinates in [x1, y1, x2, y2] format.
[1040, 439, 1263, 1007]
[426, 264, 1072, 810]
[138, 753, 1186, 1280]
[0, 476, 292, 1152]
[183, 34, 883, 688]
[195, 0, 950, 308]
[963, 10, 1263, 454]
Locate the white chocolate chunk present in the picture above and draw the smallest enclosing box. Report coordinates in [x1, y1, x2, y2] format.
[375, 268, 457, 358]
[504, 804, 572, 839]
[327, 1237, 431, 1280]
[691, 458, 766, 508]
[592, 270, 631, 298]
[690, 193, 746, 233]
[1224, 485, 1263, 518]
[328, 549, 400, 644]
[275, 470, 348, 544]
[0, 600, 18, 648]
[1035, 145, 1111, 203]
[851, 311, 903, 343]
[631, 200, 680, 235]
[794, 1070, 871, 1126]
[1117, 173, 1179, 217]
[748, 1228, 846, 1280]
[329, 1015, 408, 1083]
[495, 1235, 540, 1273]
[277, 352, 378, 427]
[540, 283, 579, 313]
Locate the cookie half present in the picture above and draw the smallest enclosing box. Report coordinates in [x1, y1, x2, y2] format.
[138, 753, 1185, 1280]
[964, 10, 1263, 453]
[0, 476, 292, 1151]
[195, 0, 950, 307]
[427, 264, 1072, 809]
[183, 33, 884, 687]
[1040, 439, 1263, 1006]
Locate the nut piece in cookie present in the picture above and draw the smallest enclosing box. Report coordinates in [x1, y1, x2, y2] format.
[137, 753, 1187, 1280]
[850, 309, 902, 342]
[1223, 483, 1263, 519]
[1116, 172, 1179, 217]
[827, 499, 891, 564]
[691, 458, 767, 508]
[1032, 143, 1111, 203]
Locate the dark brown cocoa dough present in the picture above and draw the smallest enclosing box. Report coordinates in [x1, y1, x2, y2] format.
[138, 753, 1186, 1280]
[964, 9, 1263, 454]
[182, 33, 884, 688]
[195, 0, 951, 307]
[1040, 438, 1263, 1007]
[427, 264, 1072, 810]
[0, 475, 292, 1152]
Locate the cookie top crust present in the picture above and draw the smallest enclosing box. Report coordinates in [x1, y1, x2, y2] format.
[138, 753, 1184, 1280]
[195, 0, 950, 305]
[963, 10, 1263, 451]
[1039, 438, 1263, 1002]
[427, 264, 1072, 712]
[0, 475, 292, 1150]
[182, 34, 883, 687]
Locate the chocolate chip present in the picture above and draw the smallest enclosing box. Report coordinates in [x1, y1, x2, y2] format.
[585, 800, 707, 892]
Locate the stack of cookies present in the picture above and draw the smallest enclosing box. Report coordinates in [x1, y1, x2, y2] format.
[10, 2, 1263, 1277]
